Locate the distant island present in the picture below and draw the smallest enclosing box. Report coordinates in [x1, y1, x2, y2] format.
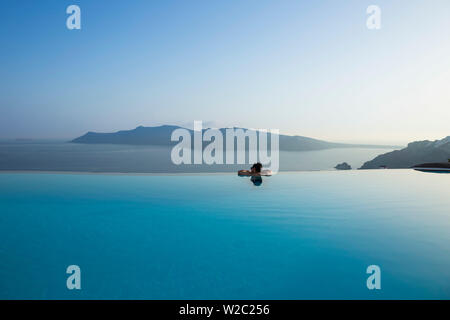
[360, 136, 450, 169]
[335, 162, 352, 170]
[72, 125, 397, 152]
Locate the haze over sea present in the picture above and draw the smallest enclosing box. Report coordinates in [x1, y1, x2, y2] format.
[0, 141, 396, 173]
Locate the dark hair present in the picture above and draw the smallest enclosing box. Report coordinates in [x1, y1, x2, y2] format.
[251, 162, 263, 173]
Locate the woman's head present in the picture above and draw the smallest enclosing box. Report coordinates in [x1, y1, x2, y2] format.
[251, 162, 263, 173]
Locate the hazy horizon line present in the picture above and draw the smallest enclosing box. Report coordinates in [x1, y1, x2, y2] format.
[0, 122, 423, 147]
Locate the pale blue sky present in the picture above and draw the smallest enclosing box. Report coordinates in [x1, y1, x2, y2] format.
[1, 0, 449, 144]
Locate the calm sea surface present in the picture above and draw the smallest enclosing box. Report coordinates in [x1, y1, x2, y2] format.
[0, 170, 449, 299]
[0, 141, 395, 172]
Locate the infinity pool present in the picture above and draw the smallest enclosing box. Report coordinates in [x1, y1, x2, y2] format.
[0, 170, 449, 299]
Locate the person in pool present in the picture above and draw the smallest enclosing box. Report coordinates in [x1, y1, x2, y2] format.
[238, 163, 263, 176]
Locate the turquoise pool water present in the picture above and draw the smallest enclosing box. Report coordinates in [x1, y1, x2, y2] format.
[0, 170, 449, 299]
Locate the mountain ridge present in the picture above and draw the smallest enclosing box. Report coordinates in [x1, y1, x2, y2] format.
[360, 136, 450, 169]
[71, 125, 399, 151]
